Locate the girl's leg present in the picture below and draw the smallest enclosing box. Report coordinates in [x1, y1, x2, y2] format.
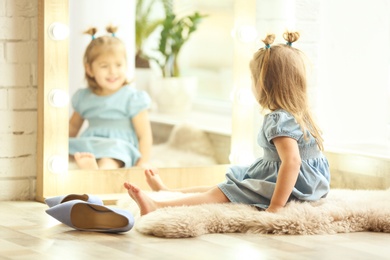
[145, 168, 213, 193]
[124, 182, 229, 216]
[74, 152, 99, 170]
[74, 153, 123, 170]
[97, 158, 124, 169]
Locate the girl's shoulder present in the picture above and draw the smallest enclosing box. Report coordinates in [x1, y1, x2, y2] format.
[118, 85, 150, 102]
[71, 88, 92, 105]
[120, 84, 151, 112]
[265, 109, 295, 122]
[119, 84, 148, 98]
[263, 109, 302, 140]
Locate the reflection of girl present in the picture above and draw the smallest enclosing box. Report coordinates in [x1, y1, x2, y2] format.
[69, 26, 152, 170]
[124, 32, 330, 214]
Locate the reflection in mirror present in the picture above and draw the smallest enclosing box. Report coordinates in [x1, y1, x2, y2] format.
[156, 0, 235, 102]
[37, 0, 257, 202]
[67, 0, 233, 170]
[67, 0, 141, 170]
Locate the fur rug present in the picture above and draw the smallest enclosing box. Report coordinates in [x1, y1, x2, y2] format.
[117, 189, 390, 238]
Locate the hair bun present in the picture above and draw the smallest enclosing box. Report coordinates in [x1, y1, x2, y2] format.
[106, 25, 118, 35]
[283, 31, 300, 44]
[84, 27, 97, 37]
[262, 34, 276, 46]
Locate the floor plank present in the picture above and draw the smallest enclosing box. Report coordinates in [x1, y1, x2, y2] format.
[0, 201, 389, 260]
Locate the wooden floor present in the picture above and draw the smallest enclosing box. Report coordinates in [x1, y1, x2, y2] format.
[0, 201, 389, 260]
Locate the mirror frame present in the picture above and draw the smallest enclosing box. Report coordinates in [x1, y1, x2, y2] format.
[36, 0, 255, 202]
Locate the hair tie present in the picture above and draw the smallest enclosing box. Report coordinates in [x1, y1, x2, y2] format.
[91, 35, 95, 40]
[111, 33, 116, 37]
[286, 41, 292, 46]
[265, 44, 271, 49]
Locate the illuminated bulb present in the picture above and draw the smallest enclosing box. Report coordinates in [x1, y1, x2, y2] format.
[48, 155, 68, 174]
[48, 89, 69, 107]
[48, 22, 69, 41]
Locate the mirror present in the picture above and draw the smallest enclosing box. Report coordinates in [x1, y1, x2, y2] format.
[36, 0, 256, 201]
[66, 0, 234, 170]
[37, 0, 390, 202]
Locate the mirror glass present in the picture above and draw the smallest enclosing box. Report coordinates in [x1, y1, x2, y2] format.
[144, 0, 235, 102]
[67, 0, 234, 170]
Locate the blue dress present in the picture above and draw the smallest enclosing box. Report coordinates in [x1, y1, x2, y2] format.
[218, 109, 330, 209]
[69, 85, 151, 167]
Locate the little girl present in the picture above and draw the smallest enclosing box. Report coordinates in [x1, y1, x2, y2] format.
[69, 26, 152, 170]
[124, 31, 330, 214]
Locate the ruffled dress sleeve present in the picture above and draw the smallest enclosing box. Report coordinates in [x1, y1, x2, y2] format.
[263, 110, 303, 144]
[127, 89, 151, 118]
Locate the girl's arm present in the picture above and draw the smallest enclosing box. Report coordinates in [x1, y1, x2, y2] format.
[267, 136, 301, 213]
[69, 112, 84, 137]
[132, 110, 153, 167]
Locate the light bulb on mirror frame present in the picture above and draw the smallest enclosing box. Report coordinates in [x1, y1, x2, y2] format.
[48, 89, 69, 108]
[48, 22, 69, 41]
[48, 155, 68, 174]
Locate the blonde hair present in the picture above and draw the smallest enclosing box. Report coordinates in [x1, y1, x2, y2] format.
[249, 31, 324, 150]
[83, 25, 129, 92]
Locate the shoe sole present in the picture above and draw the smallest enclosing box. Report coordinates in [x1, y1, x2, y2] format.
[71, 203, 129, 230]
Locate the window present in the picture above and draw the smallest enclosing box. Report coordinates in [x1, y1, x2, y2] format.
[316, 0, 390, 153]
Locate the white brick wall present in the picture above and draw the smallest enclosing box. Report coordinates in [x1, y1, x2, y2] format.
[0, 0, 37, 200]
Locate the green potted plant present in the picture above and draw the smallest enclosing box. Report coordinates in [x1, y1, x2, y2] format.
[135, 0, 164, 68]
[148, 1, 207, 114]
[150, 0, 207, 77]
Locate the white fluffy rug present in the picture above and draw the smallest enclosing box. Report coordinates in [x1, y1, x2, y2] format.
[117, 189, 390, 238]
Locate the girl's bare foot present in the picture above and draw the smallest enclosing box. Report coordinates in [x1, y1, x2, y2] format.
[144, 168, 169, 192]
[74, 152, 99, 170]
[123, 182, 158, 215]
